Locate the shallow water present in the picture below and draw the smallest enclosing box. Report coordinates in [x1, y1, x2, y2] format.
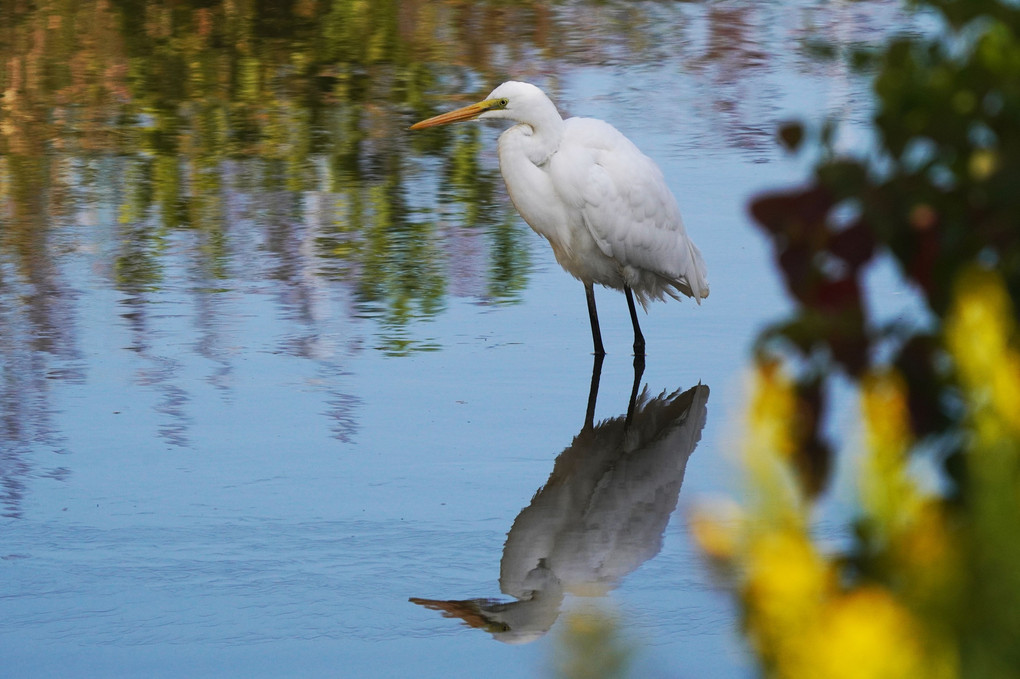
[1, 1, 920, 677]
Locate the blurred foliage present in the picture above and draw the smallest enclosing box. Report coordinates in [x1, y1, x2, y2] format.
[695, 1, 1020, 677]
[694, 274, 1020, 677]
[747, 0, 1020, 481]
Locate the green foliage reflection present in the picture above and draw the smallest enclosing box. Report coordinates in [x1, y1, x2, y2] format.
[0, 0, 556, 352]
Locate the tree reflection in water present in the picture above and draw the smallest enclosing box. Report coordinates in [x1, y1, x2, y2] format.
[0, 0, 906, 519]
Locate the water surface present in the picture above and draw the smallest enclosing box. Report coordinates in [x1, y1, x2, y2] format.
[1, 1, 918, 676]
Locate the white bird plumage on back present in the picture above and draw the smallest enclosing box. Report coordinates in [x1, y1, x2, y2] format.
[411, 80, 708, 356]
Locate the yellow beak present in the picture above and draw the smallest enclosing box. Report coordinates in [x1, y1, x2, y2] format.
[409, 98, 501, 130]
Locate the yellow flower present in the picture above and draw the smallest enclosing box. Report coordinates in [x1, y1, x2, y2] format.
[861, 371, 911, 462]
[946, 268, 1014, 391]
[968, 149, 998, 181]
[794, 588, 956, 679]
[742, 362, 807, 532]
[859, 371, 924, 534]
[946, 268, 1020, 436]
[744, 530, 830, 665]
[990, 352, 1020, 434]
[747, 361, 797, 462]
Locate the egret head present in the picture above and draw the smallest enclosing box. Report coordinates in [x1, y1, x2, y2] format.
[409, 81, 561, 131]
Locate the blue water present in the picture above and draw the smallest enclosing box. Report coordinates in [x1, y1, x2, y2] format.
[0, 2, 923, 677]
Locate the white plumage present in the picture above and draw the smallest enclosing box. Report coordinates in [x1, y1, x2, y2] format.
[411, 81, 708, 355]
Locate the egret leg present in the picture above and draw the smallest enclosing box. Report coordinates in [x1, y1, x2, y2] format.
[584, 352, 606, 431]
[584, 283, 606, 356]
[625, 351, 646, 428]
[624, 286, 646, 356]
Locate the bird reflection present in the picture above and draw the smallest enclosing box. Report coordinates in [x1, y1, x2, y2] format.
[411, 358, 709, 643]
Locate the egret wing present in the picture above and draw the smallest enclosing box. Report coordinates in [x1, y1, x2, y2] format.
[550, 118, 708, 301]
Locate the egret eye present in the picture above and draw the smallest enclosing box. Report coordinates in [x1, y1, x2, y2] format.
[498, 98, 509, 107]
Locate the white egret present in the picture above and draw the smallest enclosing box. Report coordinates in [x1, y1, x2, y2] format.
[410, 81, 709, 356]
